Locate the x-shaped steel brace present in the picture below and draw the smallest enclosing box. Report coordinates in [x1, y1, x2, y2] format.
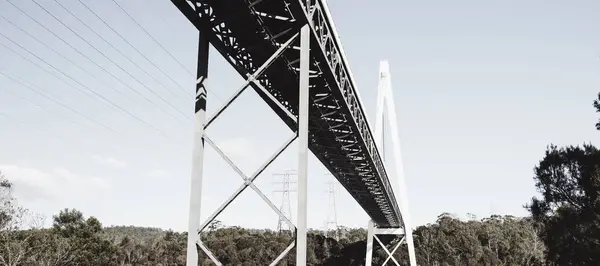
[374, 235, 406, 266]
[193, 31, 300, 266]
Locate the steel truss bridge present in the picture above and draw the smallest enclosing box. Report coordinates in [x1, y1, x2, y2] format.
[171, 0, 417, 265]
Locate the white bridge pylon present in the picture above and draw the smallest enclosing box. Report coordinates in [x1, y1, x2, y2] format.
[365, 61, 417, 266]
[186, 25, 312, 266]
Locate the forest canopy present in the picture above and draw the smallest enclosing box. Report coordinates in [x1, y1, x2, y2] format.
[0, 173, 545, 266]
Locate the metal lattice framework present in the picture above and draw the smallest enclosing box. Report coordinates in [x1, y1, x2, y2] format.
[170, 0, 417, 265]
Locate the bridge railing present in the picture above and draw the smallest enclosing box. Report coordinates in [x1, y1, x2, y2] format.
[297, 0, 403, 226]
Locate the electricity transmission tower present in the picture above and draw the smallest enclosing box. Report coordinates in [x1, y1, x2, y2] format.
[273, 169, 297, 233]
[324, 174, 339, 240]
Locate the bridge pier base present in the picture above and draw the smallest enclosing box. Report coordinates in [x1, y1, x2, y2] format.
[365, 220, 406, 266]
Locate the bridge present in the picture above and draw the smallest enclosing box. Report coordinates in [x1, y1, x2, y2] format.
[0, 0, 416, 264]
[170, 0, 417, 265]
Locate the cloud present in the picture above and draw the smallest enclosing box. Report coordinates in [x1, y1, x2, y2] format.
[0, 164, 110, 202]
[92, 155, 127, 168]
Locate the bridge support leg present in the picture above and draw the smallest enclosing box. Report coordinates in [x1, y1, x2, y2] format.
[365, 223, 405, 266]
[184, 27, 303, 265]
[365, 220, 375, 266]
[296, 23, 311, 266]
[187, 32, 210, 266]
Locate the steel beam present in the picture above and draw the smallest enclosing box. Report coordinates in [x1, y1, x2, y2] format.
[187, 32, 209, 266]
[365, 220, 406, 266]
[365, 220, 375, 266]
[296, 23, 311, 266]
[374, 235, 401, 266]
[382, 237, 405, 266]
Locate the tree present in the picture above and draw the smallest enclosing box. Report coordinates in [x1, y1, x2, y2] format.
[595, 93, 600, 130]
[0, 172, 40, 266]
[0, 169, 552, 265]
[207, 220, 223, 231]
[527, 144, 600, 265]
[50, 209, 118, 266]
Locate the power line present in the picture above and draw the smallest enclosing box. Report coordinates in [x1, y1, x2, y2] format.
[0, 69, 186, 150]
[27, 0, 190, 124]
[0, 14, 164, 117]
[110, 0, 194, 77]
[0, 34, 169, 138]
[109, 0, 224, 103]
[1, 75, 98, 131]
[0, 110, 78, 146]
[51, 0, 186, 103]
[76, 0, 192, 98]
[2, 0, 186, 127]
[0, 71, 115, 133]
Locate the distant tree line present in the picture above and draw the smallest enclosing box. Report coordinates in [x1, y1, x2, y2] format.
[0, 178, 545, 266]
[0, 93, 598, 265]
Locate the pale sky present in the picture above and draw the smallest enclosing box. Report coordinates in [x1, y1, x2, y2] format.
[0, 0, 599, 232]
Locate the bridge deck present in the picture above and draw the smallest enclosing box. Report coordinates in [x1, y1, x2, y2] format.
[172, 0, 403, 228]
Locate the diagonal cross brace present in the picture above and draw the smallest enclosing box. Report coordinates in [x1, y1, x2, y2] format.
[197, 239, 222, 266]
[366, 220, 406, 266]
[194, 132, 297, 266]
[382, 236, 405, 266]
[269, 242, 296, 266]
[204, 32, 299, 129]
[374, 235, 401, 266]
[201, 133, 297, 232]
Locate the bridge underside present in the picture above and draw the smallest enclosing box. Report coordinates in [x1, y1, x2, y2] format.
[172, 0, 403, 228]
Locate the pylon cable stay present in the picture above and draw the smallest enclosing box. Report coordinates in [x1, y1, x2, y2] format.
[186, 28, 310, 266]
[364, 61, 417, 266]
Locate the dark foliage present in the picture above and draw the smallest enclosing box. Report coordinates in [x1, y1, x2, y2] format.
[527, 144, 600, 266]
[0, 176, 546, 266]
[595, 93, 600, 130]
